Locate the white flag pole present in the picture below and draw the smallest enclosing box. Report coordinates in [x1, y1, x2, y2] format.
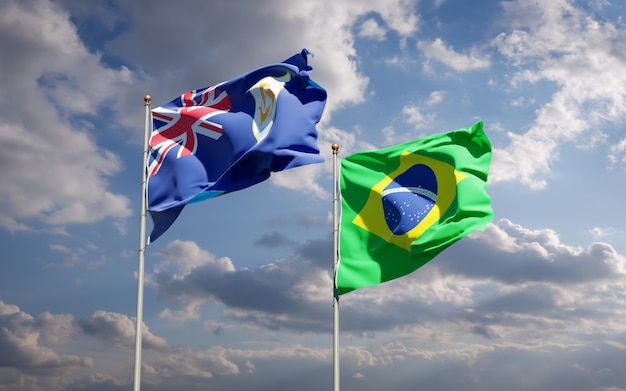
[133, 95, 151, 391]
[332, 143, 340, 391]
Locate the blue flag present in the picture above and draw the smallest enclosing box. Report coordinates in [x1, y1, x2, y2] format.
[147, 49, 327, 243]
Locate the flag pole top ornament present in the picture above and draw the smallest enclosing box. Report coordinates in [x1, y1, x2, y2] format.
[332, 144, 339, 154]
[144, 95, 151, 105]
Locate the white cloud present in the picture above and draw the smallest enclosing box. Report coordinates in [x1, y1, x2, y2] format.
[0, 0, 133, 231]
[0, 301, 92, 373]
[401, 104, 436, 132]
[608, 136, 626, 168]
[358, 18, 387, 41]
[37, 312, 74, 344]
[103, 0, 386, 116]
[153, 240, 236, 275]
[417, 38, 491, 72]
[589, 226, 624, 239]
[490, 0, 626, 187]
[78, 310, 169, 352]
[426, 90, 445, 106]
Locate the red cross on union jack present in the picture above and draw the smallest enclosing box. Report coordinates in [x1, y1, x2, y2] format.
[149, 85, 232, 177]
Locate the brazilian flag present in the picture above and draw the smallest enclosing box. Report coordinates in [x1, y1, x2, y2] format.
[337, 121, 493, 295]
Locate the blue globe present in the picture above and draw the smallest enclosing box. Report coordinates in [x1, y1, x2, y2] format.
[381, 164, 437, 235]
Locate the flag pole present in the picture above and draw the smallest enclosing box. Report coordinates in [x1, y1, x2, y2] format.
[133, 94, 151, 391]
[332, 143, 340, 391]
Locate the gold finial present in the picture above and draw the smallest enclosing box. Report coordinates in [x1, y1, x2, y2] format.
[144, 95, 151, 105]
[332, 144, 339, 154]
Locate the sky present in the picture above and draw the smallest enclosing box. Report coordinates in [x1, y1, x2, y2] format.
[1, 0, 626, 390]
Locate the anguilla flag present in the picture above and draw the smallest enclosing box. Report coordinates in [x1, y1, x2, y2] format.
[337, 121, 493, 295]
[147, 49, 327, 243]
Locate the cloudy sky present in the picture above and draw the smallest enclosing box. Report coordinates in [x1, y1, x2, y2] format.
[2, 0, 626, 390]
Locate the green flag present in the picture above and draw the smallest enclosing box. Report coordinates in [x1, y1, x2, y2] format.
[337, 121, 493, 295]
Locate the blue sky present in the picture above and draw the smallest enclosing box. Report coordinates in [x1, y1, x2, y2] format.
[2, 0, 626, 390]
